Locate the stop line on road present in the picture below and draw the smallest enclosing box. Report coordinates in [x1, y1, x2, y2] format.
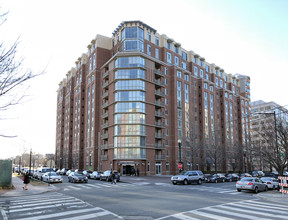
[0, 192, 122, 220]
[157, 199, 288, 220]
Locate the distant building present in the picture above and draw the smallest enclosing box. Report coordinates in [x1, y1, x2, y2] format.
[250, 100, 288, 171]
[55, 21, 251, 175]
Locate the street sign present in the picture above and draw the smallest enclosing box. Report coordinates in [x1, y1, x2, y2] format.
[178, 163, 182, 169]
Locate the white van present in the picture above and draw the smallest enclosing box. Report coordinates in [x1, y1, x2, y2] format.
[36, 167, 52, 180]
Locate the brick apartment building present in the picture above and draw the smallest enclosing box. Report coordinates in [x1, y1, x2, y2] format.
[55, 21, 251, 175]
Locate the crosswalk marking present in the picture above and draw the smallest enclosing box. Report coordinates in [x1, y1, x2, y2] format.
[86, 183, 101, 188]
[157, 199, 288, 220]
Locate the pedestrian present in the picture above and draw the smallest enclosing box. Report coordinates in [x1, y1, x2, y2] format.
[136, 168, 139, 176]
[23, 172, 30, 190]
[111, 171, 116, 184]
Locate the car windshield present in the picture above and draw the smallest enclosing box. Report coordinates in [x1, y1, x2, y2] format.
[261, 177, 272, 181]
[74, 173, 84, 176]
[47, 172, 57, 176]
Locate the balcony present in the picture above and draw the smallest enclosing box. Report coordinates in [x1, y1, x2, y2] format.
[102, 122, 109, 129]
[155, 101, 164, 107]
[155, 143, 165, 149]
[101, 111, 108, 118]
[101, 144, 108, 150]
[101, 133, 108, 139]
[155, 90, 165, 97]
[102, 81, 109, 88]
[155, 121, 164, 128]
[155, 111, 164, 118]
[155, 133, 164, 139]
[154, 69, 164, 77]
[101, 155, 108, 160]
[102, 91, 108, 98]
[154, 79, 165, 87]
[102, 71, 109, 79]
[155, 155, 165, 160]
[102, 101, 109, 109]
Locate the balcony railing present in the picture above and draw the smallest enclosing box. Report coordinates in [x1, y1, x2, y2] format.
[155, 122, 164, 127]
[102, 91, 108, 98]
[155, 90, 165, 97]
[155, 133, 164, 139]
[102, 81, 109, 88]
[102, 122, 109, 128]
[101, 112, 108, 118]
[155, 143, 165, 149]
[101, 133, 108, 139]
[155, 155, 165, 160]
[154, 69, 164, 77]
[155, 111, 164, 117]
[102, 101, 109, 108]
[102, 71, 109, 78]
[155, 101, 164, 107]
[154, 79, 165, 87]
[101, 144, 108, 150]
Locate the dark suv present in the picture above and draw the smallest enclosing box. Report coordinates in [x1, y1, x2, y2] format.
[171, 170, 204, 185]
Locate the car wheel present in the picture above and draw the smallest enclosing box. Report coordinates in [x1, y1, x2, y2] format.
[68, 178, 70, 182]
[273, 185, 275, 190]
[197, 179, 202, 185]
[254, 186, 259, 193]
[183, 179, 188, 185]
[265, 186, 268, 192]
[237, 189, 241, 192]
[172, 182, 177, 185]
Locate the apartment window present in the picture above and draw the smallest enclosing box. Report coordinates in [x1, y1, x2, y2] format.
[205, 73, 209, 80]
[164, 67, 167, 75]
[215, 69, 218, 75]
[167, 52, 172, 64]
[147, 32, 151, 41]
[204, 83, 208, 89]
[200, 61, 203, 67]
[165, 78, 168, 85]
[210, 85, 214, 91]
[147, 162, 150, 172]
[147, 44, 151, 55]
[175, 46, 179, 54]
[175, 56, 179, 66]
[220, 79, 223, 88]
[200, 69, 203, 78]
[182, 51, 187, 60]
[167, 41, 171, 50]
[165, 98, 168, 105]
[205, 65, 209, 72]
[155, 37, 159, 46]
[166, 162, 170, 171]
[184, 74, 189, 81]
[182, 62, 187, 70]
[194, 57, 197, 64]
[194, 66, 198, 77]
[165, 88, 167, 95]
[155, 48, 159, 59]
[177, 71, 182, 78]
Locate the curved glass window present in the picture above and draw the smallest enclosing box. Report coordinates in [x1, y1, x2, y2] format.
[115, 80, 145, 90]
[121, 27, 144, 41]
[115, 57, 145, 68]
[122, 40, 144, 52]
[115, 102, 145, 113]
[115, 91, 145, 102]
[114, 125, 145, 135]
[115, 69, 145, 80]
[114, 148, 146, 159]
[114, 136, 145, 147]
[114, 113, 145, 124]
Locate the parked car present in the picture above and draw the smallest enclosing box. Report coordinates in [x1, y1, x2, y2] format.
[240, 173, 252, 179]
[42, 172, 63, 183]
[252, 171, 264, 177]
[90, 171, 103, 180]
[236, 177, 268, 193]
[205, 173, 226, 183]
[171, 170, 204, 185]
[68, 172, 88, 183]
[261, 177, 279, 190]
[264, 172, 279, 179]
[59, 168, 67, 175]
[36, 167, 53, 180]
[225, 173, 239, 182]
[100, 170, 120, 182]
[83, 170, 93, 178]
[75, 169, 84, 173]
[66, 169, 75, 176]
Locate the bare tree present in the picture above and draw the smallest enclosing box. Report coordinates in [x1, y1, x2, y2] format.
[0, 12, 40, 137]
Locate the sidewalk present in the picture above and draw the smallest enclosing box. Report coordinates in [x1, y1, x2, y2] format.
[0, 174, 55, 198]
[255, 189, 288, 204]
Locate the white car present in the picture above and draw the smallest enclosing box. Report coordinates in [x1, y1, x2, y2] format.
[90, 171, 103, 180]
[42, 172, 63, 183]
[261, 177, 279, 190]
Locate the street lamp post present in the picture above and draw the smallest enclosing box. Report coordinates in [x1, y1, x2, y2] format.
[29, 149, 32, 176]
[178, 139, 182, 172]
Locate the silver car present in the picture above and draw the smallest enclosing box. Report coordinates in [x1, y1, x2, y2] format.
[236, 177, 268, 193]
[261, 177, 279, 190]
[42, 172, 63, 183]
[171, 170, 204, 185]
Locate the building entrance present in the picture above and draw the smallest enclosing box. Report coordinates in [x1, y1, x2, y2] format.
[123, 164, 135, 176]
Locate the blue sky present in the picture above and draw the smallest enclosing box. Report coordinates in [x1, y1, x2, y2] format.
[0, 0, 287, 159]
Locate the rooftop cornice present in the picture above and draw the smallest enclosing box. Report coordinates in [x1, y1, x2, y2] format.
[112, 20, 157, 36]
